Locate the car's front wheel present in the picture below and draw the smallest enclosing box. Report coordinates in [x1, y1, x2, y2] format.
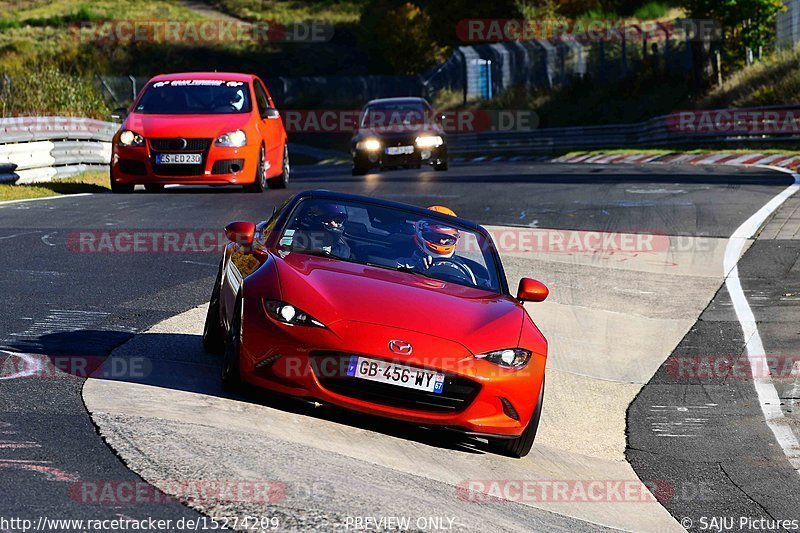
[268, 144, 289, 189]
[491, 376, 544, 458]
[110, 178, 134, 194]
[352, 161, 369, 176]
[221, 295, 243, 391]
[244, 145, 268, 193]
[202, 261, 225, 355]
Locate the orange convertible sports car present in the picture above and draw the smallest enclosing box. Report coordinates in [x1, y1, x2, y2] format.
[110, 72, 289, 193]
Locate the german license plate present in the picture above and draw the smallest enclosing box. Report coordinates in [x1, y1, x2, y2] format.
[346, 356, 445, 394]
[386, 145, 414, 156]
[155, 153, 202, 165]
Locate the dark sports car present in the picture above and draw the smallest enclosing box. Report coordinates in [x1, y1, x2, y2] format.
[351, 97, 448, 175]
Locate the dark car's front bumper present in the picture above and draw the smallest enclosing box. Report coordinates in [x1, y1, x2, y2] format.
[351, 137, 447, 171]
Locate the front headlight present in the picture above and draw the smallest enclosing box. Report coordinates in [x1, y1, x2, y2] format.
[119, 130, 145, 147]
[415, 135, 443, 148]
[263, 300, 325, 328]
[356, 138, 382, 151]
[215, 130, 247, 148]
[475, 348, 532, 369]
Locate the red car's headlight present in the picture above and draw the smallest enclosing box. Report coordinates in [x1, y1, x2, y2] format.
[119, 130, 145, 147]
[475, 348, 532, 369]
[263, 300, 325, 328]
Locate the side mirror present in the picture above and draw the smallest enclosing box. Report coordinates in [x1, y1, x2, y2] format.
[517, 278, 548, 302]
[225, 221, 256, 246]
[111, 106, 128, 120]
[264, 108, 280, 119]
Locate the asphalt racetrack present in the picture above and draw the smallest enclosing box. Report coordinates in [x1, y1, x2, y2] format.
[1, 161, 799, 532]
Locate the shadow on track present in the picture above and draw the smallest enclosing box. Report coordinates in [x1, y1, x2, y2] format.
[32, 329, 492, 456]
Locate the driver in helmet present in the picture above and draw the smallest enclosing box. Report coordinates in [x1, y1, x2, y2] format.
[289, 202, 351, 259]
[398, 206, 476, 285]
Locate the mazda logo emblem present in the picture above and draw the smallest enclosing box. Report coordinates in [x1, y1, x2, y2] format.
[388, 340, 413, 355]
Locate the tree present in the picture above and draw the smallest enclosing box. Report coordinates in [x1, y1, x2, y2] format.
[359, 1, 446, 74]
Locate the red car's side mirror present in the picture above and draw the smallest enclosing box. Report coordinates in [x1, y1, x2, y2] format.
[517, 278, 548, 302]
[225, 221, 256, 246]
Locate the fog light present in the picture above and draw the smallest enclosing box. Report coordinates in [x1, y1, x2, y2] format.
[421, 150, 432, 160]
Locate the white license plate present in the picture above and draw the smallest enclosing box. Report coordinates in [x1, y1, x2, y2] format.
[386, 145, 414, 156]
[155, 153, 202, 165]
[346, 356, 445, 394]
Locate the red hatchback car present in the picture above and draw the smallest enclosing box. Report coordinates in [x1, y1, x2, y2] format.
[110, 72, 289, 193]
[203, 190, 550, 458]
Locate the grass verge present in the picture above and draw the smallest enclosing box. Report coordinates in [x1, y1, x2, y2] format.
[0, 170, 109, 201]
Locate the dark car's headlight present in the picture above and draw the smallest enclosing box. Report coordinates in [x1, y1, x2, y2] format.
[119, 130, 145, 147]
[415, 135, 444, 148]
[475, 348, 532, 369]
[355, 138, 382, 151]
[263, 300, 325, 327]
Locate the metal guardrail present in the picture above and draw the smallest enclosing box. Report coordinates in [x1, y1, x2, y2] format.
[449, 105, 800, 155]
[3, 106, 800, 184]
[0, 117, 116, 184]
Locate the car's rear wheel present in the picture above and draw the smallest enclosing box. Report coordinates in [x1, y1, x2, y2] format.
[144, 184, 164, 193]
[490, 376, 544, 458]
[202, 261, 225, 355]
[267, 144, 289, 189]
[221, 295, 243, 391]
[244, 145, 267, 193]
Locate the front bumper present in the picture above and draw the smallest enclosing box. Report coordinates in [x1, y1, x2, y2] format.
[111, 141, 259, 186]
[239, 302, 545, 438]
[352, 143, 447, 170]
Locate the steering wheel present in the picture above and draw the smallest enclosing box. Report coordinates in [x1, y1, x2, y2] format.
[426, 258, 477, 286]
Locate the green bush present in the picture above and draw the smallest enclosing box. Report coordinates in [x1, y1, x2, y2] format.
[0, 66, 108, 118]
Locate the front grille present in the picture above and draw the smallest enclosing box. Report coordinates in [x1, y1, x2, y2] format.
[310, 351, 481, 413]
[149, 138, 212, 151]
[212, 159, 245, 175]
[118, 159, 147, 175]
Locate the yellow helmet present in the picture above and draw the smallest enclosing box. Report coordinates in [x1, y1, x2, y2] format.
[427, 205, 457, 217]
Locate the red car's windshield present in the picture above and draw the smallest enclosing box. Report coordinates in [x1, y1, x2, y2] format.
[134, 79, 252, 115]
[279, 198, 501, 292]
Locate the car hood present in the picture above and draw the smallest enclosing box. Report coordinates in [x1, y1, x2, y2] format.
[272, 252, 522, 354]
[123, 113, 252, 139]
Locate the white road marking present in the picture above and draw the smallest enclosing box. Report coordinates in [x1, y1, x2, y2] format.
[725, 166, 800, 471]
[0, 193, 93, 206]
[0, 351, 44, 380]
[0, 231, 41, 241]
[40, 232, 57, 246]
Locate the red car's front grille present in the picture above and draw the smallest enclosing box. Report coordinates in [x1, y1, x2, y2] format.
[309, 351, 481, 413]
[149, 138, 212, 151]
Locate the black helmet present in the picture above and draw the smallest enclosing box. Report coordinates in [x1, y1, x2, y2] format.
[299, 202, 348, 237]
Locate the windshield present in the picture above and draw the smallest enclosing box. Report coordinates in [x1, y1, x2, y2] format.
[360, 102, 430, 129]
[278, 198, 501, 292]
[134, 79, 252, 115]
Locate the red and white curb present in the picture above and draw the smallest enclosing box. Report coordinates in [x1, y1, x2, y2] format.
[554, 152, 800, 169]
